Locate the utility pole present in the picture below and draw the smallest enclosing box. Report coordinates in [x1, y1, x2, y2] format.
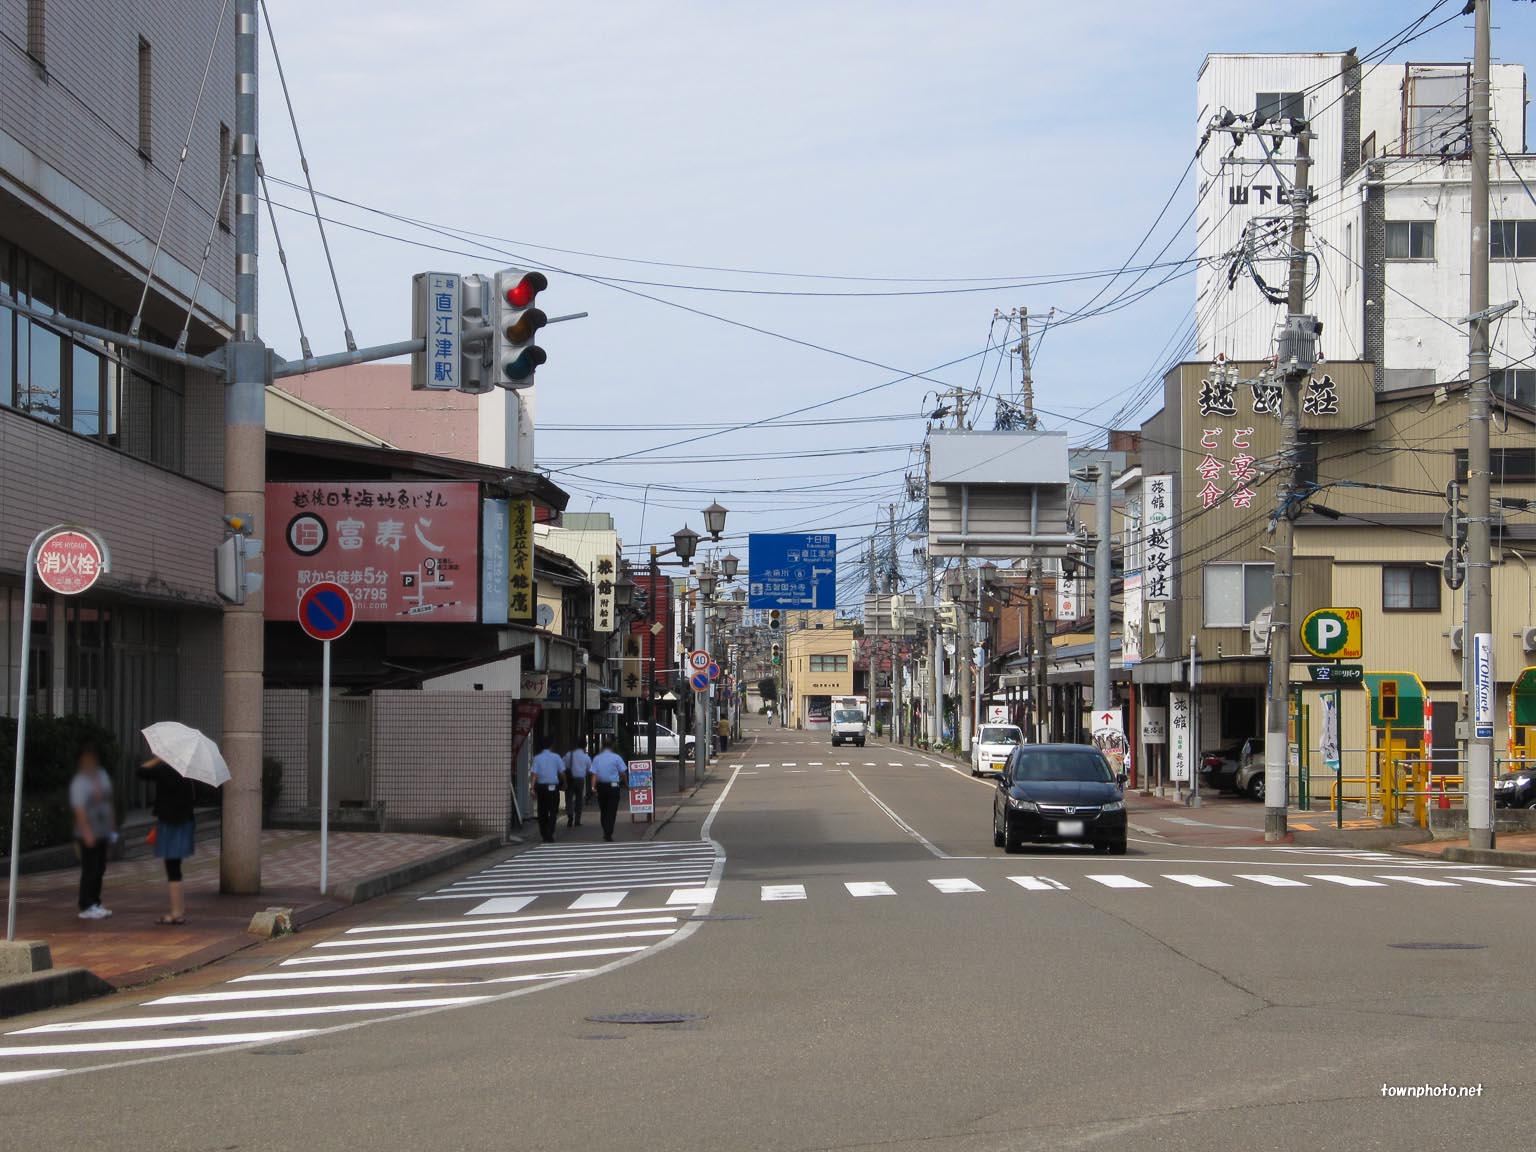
[1263, 127, 1313, 842]
[1011, 306, 1049, 743]
[222, 0, 265, 893]
[1466, 0, 1496, 850]
[1093, 463, 1113, 717]
[958, 572, 972, 753]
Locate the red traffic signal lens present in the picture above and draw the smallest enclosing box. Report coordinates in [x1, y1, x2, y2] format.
[504, 272, 548, 308]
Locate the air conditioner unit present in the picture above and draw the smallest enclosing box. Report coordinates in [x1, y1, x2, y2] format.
[1248, 606, 1273, 657]
[1523, 626, 1536, 655]
[1450, 625, 1465, 654]
[1146, 604, 1167, 635]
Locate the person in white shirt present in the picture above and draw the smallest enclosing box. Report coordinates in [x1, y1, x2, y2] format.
[563, 742, 592, 828]
[530, 737, 565, 843]
[589, 740, 629, 842]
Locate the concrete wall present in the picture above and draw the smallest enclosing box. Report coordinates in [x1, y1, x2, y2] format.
[275, 365, 478, 460]
[263, 690, 310, 822]
[371, 690, 514, 839]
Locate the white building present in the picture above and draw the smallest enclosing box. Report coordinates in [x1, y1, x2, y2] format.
[1195, 52, 1536, 399]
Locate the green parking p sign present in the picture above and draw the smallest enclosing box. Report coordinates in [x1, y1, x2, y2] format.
[1300, 607, 1362, 660]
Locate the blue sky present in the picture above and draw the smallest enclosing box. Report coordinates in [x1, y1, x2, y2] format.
[255, 1, 1534, 601]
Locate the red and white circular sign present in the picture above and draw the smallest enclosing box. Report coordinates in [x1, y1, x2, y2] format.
[36, 530, 104, 596]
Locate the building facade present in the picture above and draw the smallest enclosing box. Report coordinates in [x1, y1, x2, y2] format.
[2, 1, 234, 799]
[784, 612, 854, 730]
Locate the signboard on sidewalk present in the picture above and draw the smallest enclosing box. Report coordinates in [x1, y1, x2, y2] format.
[628, 760, 655, 817]
[1140, 706, 1167, 743]
[267, 482, 480, 623]
[1169, 692, 1191, 782]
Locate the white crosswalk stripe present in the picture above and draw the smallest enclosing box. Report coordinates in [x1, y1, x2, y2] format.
[846, 882, 896, 897]
[929, 878, 984, 894]
[1233, 874, 1309, 887]
[1164, 874, 1232, 888]
[761, 884, 806, 901]
[1088, 874, 1152, 889]
[1008, 875, 1068, 891]
[1307, 874, 1387, 887]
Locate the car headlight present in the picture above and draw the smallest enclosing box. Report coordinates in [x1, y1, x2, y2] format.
[1101, 800, 1124, 813]
[1006, 795, 1038, 812]
[1519, 776, 1532, 787]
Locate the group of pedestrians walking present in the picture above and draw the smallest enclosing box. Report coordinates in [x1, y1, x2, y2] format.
[529, 736, 629, 844]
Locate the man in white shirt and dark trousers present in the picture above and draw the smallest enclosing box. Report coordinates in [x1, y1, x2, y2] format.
[590, 739, 628, 842]
[530, 738, 565, 843]
[563, 741, 592, 828]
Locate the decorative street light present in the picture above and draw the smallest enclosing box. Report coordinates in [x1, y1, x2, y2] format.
[719, 553, 740, 581]
[696, 565, 718, 600]
[702, 501, 729, 541]
[673, 525, 700, 564]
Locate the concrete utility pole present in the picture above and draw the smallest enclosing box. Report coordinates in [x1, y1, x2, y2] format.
[1263, 127, 1312, 842]
[958, 574, 972, 753]
[1466, 0, 1496, 849]
[222, 0, 265, 893]
[1093, 464, 1113, 717]
[694, 586, 708, 786]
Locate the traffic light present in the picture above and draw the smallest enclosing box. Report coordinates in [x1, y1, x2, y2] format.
[939, 601, 957, 630]
[215, 512, 262, 605]
[772, 644, 781, 665]
[769, 610, 780, 631]
[492, 268, 548, 389]
[1380, 680, 1399, 723]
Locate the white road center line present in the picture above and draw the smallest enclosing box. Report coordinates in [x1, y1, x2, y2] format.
[845, 770, 949, 859]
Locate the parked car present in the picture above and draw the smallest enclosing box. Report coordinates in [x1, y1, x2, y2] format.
[971, 723, 1023, 776]
[1201, 738, 1263, 797]
[1494, 768, 1536, 808]
[992, 743, 1128, 854]
[831, 708, 866, 748]
[638, 723, 695, 760]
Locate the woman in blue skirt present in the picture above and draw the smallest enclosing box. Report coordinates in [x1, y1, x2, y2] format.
[137, 757, 197, 925]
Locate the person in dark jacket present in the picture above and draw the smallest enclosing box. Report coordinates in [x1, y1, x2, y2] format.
[136, 757, 196, 925]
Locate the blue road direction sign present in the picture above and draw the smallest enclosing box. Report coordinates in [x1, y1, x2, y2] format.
[299, 581, 355, 642]
[748, 533, 837, 610]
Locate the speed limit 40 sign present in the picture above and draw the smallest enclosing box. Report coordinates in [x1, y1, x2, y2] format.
[1300, 606, 1363, 660]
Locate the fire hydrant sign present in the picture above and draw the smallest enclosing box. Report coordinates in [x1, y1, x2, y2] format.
[36, 530, 104, 596]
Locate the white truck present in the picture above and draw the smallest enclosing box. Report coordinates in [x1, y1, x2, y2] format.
[971, 723, 1024, 776]
[831, 707, 867, 748]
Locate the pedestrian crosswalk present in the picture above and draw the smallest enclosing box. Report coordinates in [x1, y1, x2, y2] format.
[752, 870, 1536, 903]
[0, 841, 722, 1082]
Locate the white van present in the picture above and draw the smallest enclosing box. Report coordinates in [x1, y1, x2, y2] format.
[831, 707, 867, 748]
[971, 723, 1023, 776]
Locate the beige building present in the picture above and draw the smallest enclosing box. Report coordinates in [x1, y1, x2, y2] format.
[784, 612, 854, 729]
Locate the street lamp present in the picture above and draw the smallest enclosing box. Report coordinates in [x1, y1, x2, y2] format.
[720, 553, 740, 581]
[696, 565, 718, 600]
[703, 501, 729, 541]
[673, 525, 700, 564]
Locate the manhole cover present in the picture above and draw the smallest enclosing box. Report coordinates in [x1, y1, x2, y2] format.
[585, 1012, 706, 1025]
[1389, 942, 1487, 951]
[686, 913, 755, 922]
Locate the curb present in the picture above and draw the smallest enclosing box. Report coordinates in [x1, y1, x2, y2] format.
[1440, 845, 1536, 868]
[329, 834, 503, 904]
[0, 967, 113, 1019]
[1292, 825, 1434, 850]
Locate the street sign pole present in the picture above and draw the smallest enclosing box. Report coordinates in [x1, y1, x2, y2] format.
[7, 525, 109, 942]
[320, 638, 332, 895]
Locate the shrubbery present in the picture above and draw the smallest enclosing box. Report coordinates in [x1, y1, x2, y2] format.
[0, 714, 123, 853]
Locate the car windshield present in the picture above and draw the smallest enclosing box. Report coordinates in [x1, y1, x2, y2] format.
[833, 710, 863, 724]
[979, 727, 1021, 745]
[1013, 749, 1114, 783]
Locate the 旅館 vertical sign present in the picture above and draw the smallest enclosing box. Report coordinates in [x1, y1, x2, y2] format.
[591, 552, 616, 634]
[508, 500, 534, 622]
[481, 498, 509, 625]
[1143, 475, 1174, 602]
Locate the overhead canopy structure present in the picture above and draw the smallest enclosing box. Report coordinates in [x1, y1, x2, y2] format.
[926, 430, 1073, 559]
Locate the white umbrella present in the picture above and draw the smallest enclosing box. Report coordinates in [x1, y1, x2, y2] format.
[141, 722, 231, 788]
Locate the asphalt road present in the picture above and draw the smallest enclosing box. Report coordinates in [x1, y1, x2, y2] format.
[3, 715, 1533, 1151]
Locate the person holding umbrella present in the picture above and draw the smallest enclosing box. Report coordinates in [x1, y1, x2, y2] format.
[137, 722, 230, 926]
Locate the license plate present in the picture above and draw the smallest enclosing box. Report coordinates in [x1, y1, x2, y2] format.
[1056, 820, 1085, 838]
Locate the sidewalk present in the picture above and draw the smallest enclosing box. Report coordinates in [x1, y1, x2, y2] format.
[4, 828, 496, 994]
[1401, 830, 1536, 868]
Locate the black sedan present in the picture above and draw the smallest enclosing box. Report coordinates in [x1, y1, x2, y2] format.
[1494, 768, 1536, 808]
[992, 743, 1128, 854]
